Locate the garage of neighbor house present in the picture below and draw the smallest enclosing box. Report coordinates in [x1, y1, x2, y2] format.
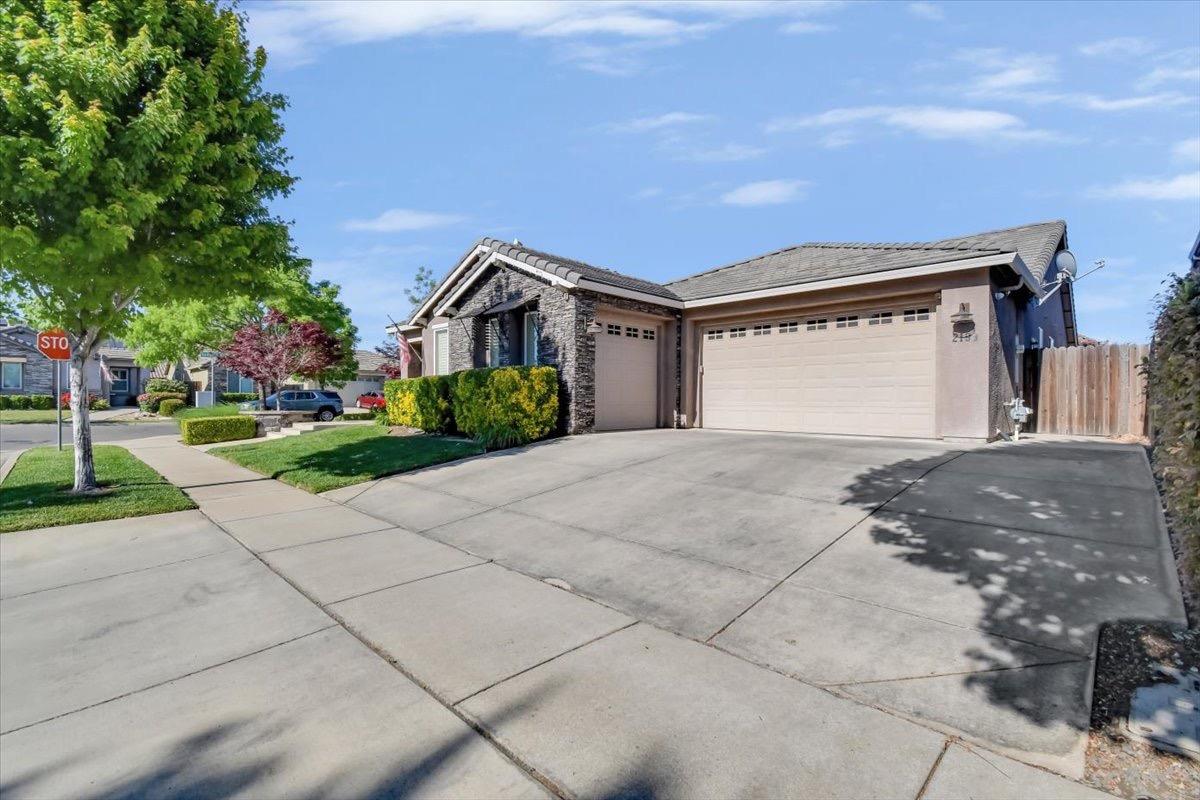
[395, 220, 1076, 442]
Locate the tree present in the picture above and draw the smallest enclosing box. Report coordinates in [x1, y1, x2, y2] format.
[123, 263, 359, 388]
[1, 0, 294, 491]
[405, 265, 438, 313]
[374, 338, 405, 379]
[219, 309, 342, 408]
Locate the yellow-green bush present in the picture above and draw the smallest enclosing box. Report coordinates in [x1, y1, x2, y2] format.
[384, 376, 452, 433]
[451, 366, 558, 447]
[158, 398, 185, 417]
[180, 414, 256, 445]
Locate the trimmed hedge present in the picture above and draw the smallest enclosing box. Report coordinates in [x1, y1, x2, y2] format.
[158, 398, 185, 417]
[384, 375, 452, 433]
[180, 414, 257, 445]
[220, 392, 257, 403]
[1146, 266, 1199, 608]
[384, 366, 558, 449]
[451, 366, 558, 447]
[145, 377, 189, 394]
[138, 391, 187, 413]
[0, 394, 56, 410]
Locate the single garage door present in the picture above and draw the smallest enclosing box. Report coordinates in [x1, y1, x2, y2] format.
[595, 319, 659, 430]
[701, 305, 936, 438]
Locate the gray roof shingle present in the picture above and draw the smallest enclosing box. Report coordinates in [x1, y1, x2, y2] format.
[477, 237, 681, 301]
[666, 220, 1066, 301]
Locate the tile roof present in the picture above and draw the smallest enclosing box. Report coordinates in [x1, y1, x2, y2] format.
[477, 237, 681, 301]
[354, 349, 390, 373]
[666, 220, 1066, 301]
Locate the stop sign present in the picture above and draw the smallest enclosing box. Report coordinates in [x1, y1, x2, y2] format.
[36, 329, 71, 361]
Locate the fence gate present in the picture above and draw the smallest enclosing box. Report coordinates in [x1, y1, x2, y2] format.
[1033, 344, 1149, 437]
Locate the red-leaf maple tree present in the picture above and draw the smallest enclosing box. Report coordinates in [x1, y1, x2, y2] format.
[219, 309, 343, 407]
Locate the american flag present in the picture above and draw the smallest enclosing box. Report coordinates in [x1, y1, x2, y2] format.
[398, 334, 417, 375]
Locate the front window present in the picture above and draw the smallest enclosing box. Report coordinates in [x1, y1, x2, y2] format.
[228, 371, 255, 393]
[1, 362, 22, 390]
[434, 327, 449, 375]
[110, 367, 129, 393]
[523, 313, 539, 365]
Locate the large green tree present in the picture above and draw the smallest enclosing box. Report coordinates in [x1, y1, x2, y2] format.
[1, 0, 295, 491]
[124, 263, 360, 401]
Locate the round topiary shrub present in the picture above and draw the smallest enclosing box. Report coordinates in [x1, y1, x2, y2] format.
[158, 398, 185, 417]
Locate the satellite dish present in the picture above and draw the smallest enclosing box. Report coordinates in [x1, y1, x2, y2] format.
[1054, 250, 1078, 280]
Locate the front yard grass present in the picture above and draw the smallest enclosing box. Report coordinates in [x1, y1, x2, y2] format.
[0, 409, 71, 423]
[210, 426, 483, 493]
[0, 446, 196, 533]
[172, 403, 241, 422]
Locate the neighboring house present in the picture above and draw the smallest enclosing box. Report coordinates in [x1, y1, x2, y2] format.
[301, 349, 390, 405]
[0, 324, 154, 406]
[187, 357, 256, 396]
[392, 220, 1078, 442]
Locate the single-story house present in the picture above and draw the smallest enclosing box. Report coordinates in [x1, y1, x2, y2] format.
[0, 324, 156, 406]
[391, 220, 1077, 442]
[301, 349, 390, 405]
[190, 349, 390, 405]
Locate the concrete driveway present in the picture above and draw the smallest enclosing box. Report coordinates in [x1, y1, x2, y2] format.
[1, 430, 1181, 798]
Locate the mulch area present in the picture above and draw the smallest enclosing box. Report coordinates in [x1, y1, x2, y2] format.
[1084, 621, 1199, 800]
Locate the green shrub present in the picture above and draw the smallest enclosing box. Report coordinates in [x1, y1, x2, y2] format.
[384, 376, 452, 432]
[1146, 267, 1199, 606]
[158, 398, 185, 417]
[220, 391, 257, 403]
[0, 395, 9, 409]
[8, 394, 31, 409]
[145, 377, 189, 394]
[450, 365, 558, 448]
[180, 414, 257, 445]
[138, 391, 187, 413]
[92, 398, 110, 410]
[27, 394, 55, 410]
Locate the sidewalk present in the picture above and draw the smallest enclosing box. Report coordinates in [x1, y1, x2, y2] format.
[2, 438, 1119, 798]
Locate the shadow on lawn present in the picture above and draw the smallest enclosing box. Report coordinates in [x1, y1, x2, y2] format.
[0, 687, 553, 800]
[839, 440, 1181, 737]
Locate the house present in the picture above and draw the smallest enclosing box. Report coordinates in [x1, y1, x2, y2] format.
[301, 349, 390, 405]
[391, 220, 1078, 442]
[0, 324, 155, 406]
[187, 357, 256, 396]
[191, 349, 390, 404]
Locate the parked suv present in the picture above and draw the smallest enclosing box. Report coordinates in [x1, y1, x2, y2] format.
[243, 389, 343, 421]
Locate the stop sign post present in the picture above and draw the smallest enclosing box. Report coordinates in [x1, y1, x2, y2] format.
[37, 329, 70, 451]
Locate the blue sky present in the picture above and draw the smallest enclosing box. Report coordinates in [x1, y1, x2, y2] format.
[243, 1, 1200, 347]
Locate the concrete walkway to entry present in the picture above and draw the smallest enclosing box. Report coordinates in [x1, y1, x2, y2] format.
[0, 432, 1149, 798]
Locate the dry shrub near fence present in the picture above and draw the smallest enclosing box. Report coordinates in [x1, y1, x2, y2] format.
[1035, 344, 1149, 437]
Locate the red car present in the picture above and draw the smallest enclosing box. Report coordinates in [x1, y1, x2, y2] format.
[355, 391, 386, 410]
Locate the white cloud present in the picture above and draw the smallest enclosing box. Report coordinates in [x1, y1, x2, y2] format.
[342, 208, 466, 232]
[721, 179, 809, 206]
[907, 3, 945, 22]
[1078, 37, 1154, 58]
[781, 20, 834, 34]
[606, 111, 714, 133]
[633, 186, 663, 199]
[766, 105, 1065, 144]
[674, 142, 767, 162]
[1088, 172, 1200, 201]
[246, 0, 845, 71]
[1173, 137, 1200, 164]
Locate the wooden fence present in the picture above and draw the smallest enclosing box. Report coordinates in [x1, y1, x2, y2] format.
[1033, 344, 1149, 437]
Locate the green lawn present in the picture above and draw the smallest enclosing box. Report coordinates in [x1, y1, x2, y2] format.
[0, 446, 196, 533]
[0, 409, 70, 423]
[172, 403, 241, 422]
[210, 426, 483, 493]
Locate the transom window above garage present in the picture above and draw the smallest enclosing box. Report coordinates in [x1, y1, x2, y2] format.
[778, 321, 798, 333]
[806, 319, 828, 331]
[836, 315, 859, 328]
[606, 323, 621, 335]
[868, 311, 893, 325]
[903, 308, 930, 322]
[642, 328, 656, 340]
[752, 324, 771, 336]
[729, 327, 747, 338]
[706, 329, 724, 340]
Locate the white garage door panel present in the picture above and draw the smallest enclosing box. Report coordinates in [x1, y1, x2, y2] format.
[595, 320, 659, 431]
[701, 309, 935, 438]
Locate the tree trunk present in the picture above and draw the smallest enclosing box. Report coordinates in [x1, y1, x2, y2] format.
[69, 351, 97, 493]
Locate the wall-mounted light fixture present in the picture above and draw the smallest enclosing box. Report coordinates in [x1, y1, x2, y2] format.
[950, 302, 973, 323]
[585, 319, 603, 335]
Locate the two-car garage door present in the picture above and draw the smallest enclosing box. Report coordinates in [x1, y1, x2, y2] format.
[700, 305, 936, 438]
